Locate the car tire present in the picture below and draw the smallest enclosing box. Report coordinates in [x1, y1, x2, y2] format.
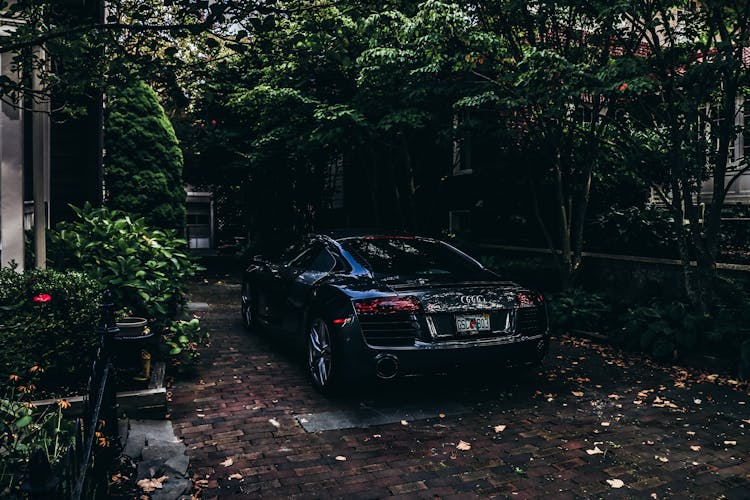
[240, 282, 255, 331]
[306, 317, 345, 395]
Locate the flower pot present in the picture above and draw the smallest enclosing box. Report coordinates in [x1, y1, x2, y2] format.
[115, 317, 149, 340]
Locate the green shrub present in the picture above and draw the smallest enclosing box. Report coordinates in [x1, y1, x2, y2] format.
[158, 318, 209, 376]
[104, 79, 186, 232]
[586, 206, 678, 258]
[547, 288, 611, 333]
[614, 302, 709, 359]
[0, 268, 102, 390]
[48, 203, 200, 324]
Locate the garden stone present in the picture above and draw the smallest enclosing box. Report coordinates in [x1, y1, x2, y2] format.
[123, 432, 145, 459]
[165, 454, 190, 476]
[129, 419, 180, 444]
[151, 478, 191, 500]
[136, 459, 183, 481]
[141, 442, 187, 462]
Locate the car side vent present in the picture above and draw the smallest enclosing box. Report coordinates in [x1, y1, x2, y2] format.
[515, 307, 547, 335]
[359, 317, 420, 347]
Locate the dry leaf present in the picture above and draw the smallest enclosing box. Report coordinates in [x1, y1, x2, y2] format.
[494, 425, 507, 433]
[335, 456, 347, 461]
[724, 440, 737, 446]
[601, 422, 611, 427]
[456, 440, 472, 451]
[690, 445, 701, 451]
[228, 473, 243, 480]
[655, 455, 669, 462]
[645, 440, 654, 445]
[693, 398, 702, 404]
[400, 420, 409, 426]
[686, 431, 696, 436]
[268, 418, 280, 428]
[571, 391, 584, 397]
[606, 478, 625, 489]
[137, 476, 168, 493]
[586, 446, 604, 455]
[220, 458, 234, 467]
[608, 394, 621, 400]
[741, 419, 750, 425]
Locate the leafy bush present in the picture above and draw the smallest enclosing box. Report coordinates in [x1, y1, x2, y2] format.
[158, 318, 209, 376]
[547, 288, 611, 333]
[49, 203, 200, 324]
[0, 369, 75, 497]
[0, 268, 102, 390]
[105, 79, 186, 232]
[586, 206, 678, 258]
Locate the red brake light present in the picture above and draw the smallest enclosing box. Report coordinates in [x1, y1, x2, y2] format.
[354, 296, 421, 315]
[517, 291, 543, 308]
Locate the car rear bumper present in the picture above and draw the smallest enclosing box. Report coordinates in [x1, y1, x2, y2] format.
[337, 331, 550, 380]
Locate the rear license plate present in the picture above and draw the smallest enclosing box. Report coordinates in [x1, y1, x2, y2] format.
[455, 314, 491, 334]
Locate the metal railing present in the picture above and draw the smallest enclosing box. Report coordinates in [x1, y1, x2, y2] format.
[22, 291, 120, 500]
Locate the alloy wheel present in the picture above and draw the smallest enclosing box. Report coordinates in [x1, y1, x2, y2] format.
[241, 285, 252, 328]
[308, 318, 332, 389]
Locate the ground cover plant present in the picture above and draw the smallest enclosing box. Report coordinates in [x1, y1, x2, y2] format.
[0, 369, 75, 498]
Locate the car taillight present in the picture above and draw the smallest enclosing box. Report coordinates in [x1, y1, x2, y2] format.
[353, 296, 421, 315]
[517, 291, 543, 308]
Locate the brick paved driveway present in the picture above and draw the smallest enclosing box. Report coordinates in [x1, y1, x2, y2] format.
[171, 276, 750, 499]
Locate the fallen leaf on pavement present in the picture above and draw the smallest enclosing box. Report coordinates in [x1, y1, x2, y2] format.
[608, 394, 621, 400]
[690, 445, 701, 451]
[137, 476, 168, 493]
[494, 425, 507, 433]
[655, 455, 669, 462]
[220, 458, 234, 467]
[606, 478, 624, 489]
[268, 418, 280, 428]
[586, 446, 604, 455]
[686, 431, 695, 436]
[693, 399, 702, 404]
[456, 440, 471, 451]
[228, 473, 242, 480]
[572, 391, 584, 397]
[335, 456, 347, 461]
[724, 440, 737, 446]
[601, 422, 611, 427]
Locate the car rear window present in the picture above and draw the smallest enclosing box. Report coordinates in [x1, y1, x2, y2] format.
[340, 237, 482, 278]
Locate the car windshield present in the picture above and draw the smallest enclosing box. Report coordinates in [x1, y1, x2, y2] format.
[340, 237, 482, 279]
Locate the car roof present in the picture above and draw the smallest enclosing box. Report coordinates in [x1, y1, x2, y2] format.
[320, 229, 435, 242]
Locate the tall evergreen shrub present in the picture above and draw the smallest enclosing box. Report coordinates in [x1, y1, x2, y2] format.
[104, 80, 186, 232]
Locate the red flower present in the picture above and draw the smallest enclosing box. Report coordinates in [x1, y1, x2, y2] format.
[33, 293, 51, 303]
[618, 82, 629, 91]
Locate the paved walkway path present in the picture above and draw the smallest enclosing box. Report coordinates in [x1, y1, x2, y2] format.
[170, 275, 750, 499]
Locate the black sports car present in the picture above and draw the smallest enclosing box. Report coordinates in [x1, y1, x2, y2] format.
[241, 233, 549, 393]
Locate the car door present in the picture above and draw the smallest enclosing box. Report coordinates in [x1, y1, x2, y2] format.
[280, 243, 338, 334]
[256, 240, 308, 327]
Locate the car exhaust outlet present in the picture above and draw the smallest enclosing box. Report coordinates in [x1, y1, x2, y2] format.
[375, 354, 399, 380]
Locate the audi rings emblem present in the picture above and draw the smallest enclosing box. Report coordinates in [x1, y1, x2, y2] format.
[460, 295, 486, 306]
